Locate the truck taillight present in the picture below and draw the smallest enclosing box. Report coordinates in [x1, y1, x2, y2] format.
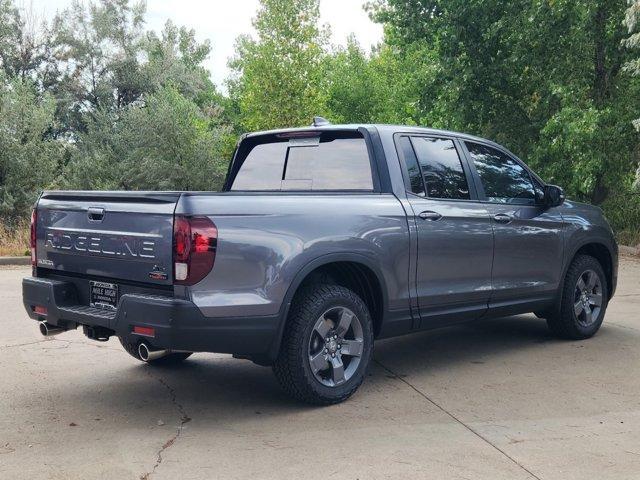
[173, 216, 217, 285]
[30, 209, 37, 270]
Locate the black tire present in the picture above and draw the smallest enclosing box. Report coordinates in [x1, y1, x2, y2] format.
[547, 254, 608, 340]
[118, 337, 192, 365]
[273, 283, 374, 405]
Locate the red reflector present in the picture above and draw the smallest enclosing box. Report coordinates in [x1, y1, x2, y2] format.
[133, 326, 155, 337]
[34, 306, 47, 315]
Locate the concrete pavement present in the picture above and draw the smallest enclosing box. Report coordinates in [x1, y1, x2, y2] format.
[1, 257, 639, 479]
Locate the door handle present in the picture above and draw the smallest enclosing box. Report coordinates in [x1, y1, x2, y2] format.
[493, 213, 512, 224]
[419, 210, 442, 221]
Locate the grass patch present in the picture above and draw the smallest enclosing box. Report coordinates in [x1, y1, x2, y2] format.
[0, 220, 30, 257]
[616, 229, 640, 248]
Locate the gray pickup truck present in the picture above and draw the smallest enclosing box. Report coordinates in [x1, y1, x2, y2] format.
[23, 123, 618, 404]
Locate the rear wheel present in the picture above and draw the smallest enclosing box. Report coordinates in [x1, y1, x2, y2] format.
[547, 254, 608, 339]
[118, 337, 192, 365]
[273, 283, 374, 405]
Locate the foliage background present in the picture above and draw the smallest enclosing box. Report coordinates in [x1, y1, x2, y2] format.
[1, 0, 639, 253]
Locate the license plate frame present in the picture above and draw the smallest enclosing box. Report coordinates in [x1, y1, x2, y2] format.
[89, 281, 119, 310]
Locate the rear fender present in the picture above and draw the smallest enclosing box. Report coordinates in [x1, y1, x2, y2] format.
[265, 253, 388, 362]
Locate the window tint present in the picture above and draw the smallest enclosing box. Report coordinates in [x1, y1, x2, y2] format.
[231, 142, 288, 190]
[230, 135, 373, 191]
[465, 142, 536, 205]
[398, 136, 425, 196]
[410, 137, 470, 200]
[284, 137, 373, 190]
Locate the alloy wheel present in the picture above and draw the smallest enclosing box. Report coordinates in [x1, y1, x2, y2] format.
[573, 269, 603, 327]
[308, 306, 364, 387]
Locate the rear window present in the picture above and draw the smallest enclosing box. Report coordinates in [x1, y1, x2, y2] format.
[230, 133, 373, 191]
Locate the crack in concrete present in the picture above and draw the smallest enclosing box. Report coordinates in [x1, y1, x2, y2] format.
[0, 339, 49, 349]
[607, 322, 640, 332]
[53, 338, 122, 351]
[0, 337, 122, 351]
[374, 359, 542, 480]
[140, 373, 191, 480]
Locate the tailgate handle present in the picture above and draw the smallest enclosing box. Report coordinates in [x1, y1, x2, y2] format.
[87, 207, 105, 222]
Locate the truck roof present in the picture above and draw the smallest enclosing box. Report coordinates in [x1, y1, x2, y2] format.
[244, 123, 503, 149]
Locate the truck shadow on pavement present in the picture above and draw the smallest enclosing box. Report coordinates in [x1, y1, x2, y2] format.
[374, 313, 558, 371]
[24, 313, 627, 425]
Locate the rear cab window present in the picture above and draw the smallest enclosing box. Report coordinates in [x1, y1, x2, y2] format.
[230, 131, 374, 191]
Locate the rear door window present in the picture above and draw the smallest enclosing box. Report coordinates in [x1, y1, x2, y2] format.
[410, 137, 471, 200]
[397, 136, 426, 196]
[231, 133, 373, 191]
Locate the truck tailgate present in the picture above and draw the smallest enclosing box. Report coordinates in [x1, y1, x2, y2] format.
[36, 191, 180, 286]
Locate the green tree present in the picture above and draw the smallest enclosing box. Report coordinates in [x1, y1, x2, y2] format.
[49, 0, 233, 193]
[624, 0, 640, 190]
[228, 0, 328, 130]
[370, 0, 640, 207]
[0, 0, 55, 89]
[143, 21, 215, 105]
[323, 36, 433, 124]
[0, 75, 63, 220]
[0, 0, 235, 232]
[49, 0, 147, 134]
[62, 86, 229, 191]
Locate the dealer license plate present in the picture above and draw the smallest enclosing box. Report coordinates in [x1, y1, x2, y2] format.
[89, 281, 118, 310]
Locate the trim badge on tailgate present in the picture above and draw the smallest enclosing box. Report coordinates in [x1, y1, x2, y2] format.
[149, 265, 168, 281]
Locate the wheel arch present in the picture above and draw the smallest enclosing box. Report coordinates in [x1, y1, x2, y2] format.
[566, 242, 614, 300]
[267, 253, 388, 362]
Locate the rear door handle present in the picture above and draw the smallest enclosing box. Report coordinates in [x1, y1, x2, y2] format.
[419, 210, 442, 221]
[493, 213, 512, 224]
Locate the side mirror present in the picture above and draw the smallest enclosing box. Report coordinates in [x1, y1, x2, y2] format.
[543, 185, 565, 208]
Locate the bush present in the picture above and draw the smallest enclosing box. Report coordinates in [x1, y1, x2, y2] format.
[61, 86, 230, 191]
[0, 77, 63, 222]
[602, 193, 640, 246]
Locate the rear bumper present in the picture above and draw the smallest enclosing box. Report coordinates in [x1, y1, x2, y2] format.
[22, 276, 280, 358]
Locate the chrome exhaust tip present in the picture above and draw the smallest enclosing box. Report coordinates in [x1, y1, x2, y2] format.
[39, 321, 66, 337]
[138, 342, 169, 362]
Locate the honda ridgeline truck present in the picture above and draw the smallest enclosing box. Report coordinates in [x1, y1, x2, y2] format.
[23, 122, 618, 404]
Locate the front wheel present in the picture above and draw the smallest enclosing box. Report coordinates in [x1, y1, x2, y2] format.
[273, 283, 374, 405]
[547, 254, 608, 340]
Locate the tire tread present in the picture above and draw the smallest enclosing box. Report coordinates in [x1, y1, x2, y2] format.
[547, 254, 607, 340]
[273, 283, 372, 405]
